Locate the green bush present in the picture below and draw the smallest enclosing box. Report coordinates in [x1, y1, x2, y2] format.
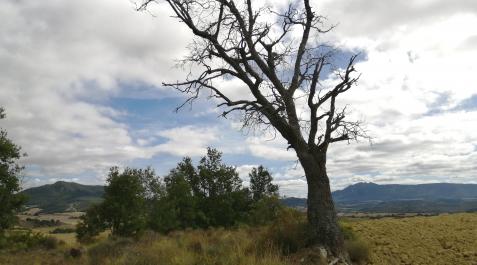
[50, 227, 76, 234]
[263, 208, 310, 254]
[0, 230, 61, 250]
[340, 223, 357, 241]
[25, 218, 61, 228]
[339, 222, 370, 263]
[76, 204, 107, 242]
[345, 239, 370, 264]
[247, 196, 283, 225]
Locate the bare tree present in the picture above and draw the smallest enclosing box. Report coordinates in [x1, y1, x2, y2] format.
[138, 0, 366, 257]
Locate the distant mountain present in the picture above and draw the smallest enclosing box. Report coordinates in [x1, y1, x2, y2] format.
[22, 181, 477, 214]
[21, 181, 104, 213]
[281, 182, 477, 213]
[281, 197, 307, 208]
[333, 182, 477, 202]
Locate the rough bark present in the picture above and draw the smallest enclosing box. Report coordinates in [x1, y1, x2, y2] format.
[298, 150, 345, 255]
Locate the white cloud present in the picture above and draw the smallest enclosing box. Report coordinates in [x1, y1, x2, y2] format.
[1, 0, 476, 195]
[245, 135, 297, 161]
[153, 126, 219, 157]
[0, 0, 192, 180]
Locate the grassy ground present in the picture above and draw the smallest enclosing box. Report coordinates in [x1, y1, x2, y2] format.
[350, 213, 477, 265]
[1, 213, 476, 265]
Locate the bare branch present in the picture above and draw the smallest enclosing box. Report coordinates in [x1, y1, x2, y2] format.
[138, 0, 365, 152]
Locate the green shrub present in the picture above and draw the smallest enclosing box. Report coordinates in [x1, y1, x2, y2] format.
[247, 196, 283, 225]
[25, 218, 61, 227]
[263, 208, 310, 254]
[0, 230, 62, 250]
[50, 227, 76, 234]
[345, 239, 370, 264]
[76, 204, 107, 242]
[340, 223, 357, 241]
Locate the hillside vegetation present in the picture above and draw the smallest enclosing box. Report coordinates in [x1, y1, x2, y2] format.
[21, 181, 104, 213]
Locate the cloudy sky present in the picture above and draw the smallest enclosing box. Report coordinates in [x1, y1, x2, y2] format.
[1, 0, 476, 197]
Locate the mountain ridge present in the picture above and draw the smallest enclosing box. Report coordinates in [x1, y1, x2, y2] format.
[333, 182, 477, 202]
[282, 182, 477, 213]
[21, 181, 105, 213]
[21, 181, 477, 213]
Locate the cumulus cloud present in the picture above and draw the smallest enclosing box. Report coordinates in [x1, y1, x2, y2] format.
[153, 126, 219, 157]
[0, 0, 191, 181]
[232, 0, 477, 193]
[261, 0, 476, 191]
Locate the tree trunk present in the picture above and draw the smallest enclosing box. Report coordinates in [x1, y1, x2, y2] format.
[298, 150, 346, 256]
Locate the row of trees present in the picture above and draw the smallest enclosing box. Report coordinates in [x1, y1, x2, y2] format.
[77, 148, 281, 239]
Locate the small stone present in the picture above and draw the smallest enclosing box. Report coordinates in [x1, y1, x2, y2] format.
[319, 247, 328, 259]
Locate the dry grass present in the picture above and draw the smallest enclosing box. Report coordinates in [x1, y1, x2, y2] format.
[1, 212, 476, 265]
[351, 213, 477, 265]
[86, 228, 287, 265]
[18, 211, 84, 226]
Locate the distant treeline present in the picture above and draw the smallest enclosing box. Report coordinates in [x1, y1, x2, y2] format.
[77, 147, 282, 240]
[25, 218, 61, 228]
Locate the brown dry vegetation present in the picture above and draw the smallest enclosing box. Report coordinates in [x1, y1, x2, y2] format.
[0, 213, 476, 265]
[350, 213, 477, 265]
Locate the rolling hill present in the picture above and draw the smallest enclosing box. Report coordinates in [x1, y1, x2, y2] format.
[21, 181, 104, 213]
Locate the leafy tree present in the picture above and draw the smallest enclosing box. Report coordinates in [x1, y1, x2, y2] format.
[249, 166, 278, 201]
[162, 161, 204, 229]
[78, 149, 282, 236]
[150, 151, 253, 230]
[177, 157, 201, 196]
[148, 197, 179, 233]
[76, 204, 106, 241]
[77, 167, 160, 238]
[196, 148, 249, 226]
[197, 148, 242, 198]
[138, 0, 369, 256]
[102, 167, 156, 236]
[247, 196, 283, 225]
[247, 166, 281, 225]
[0, 107, 26, 233]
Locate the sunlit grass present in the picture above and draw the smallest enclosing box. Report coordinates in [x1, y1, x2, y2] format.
[351, 213, 477, 265]
[1, 213, 476, 265]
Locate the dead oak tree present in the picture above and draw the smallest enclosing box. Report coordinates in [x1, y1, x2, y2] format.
[138, 0, 366, 256]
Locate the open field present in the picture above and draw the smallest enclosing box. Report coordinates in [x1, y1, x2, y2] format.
[1, 212, 476, 265]
[18, 210, 83, 226]
[15, 211, 84, 246]
[350, 213, 477, 265]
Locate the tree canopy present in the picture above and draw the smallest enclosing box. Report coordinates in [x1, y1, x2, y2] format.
[0, 107, 26, 233]
[77, 147, 281, 239]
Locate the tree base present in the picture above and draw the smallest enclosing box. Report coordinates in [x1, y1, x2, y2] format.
[289, 245, 352, 265]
